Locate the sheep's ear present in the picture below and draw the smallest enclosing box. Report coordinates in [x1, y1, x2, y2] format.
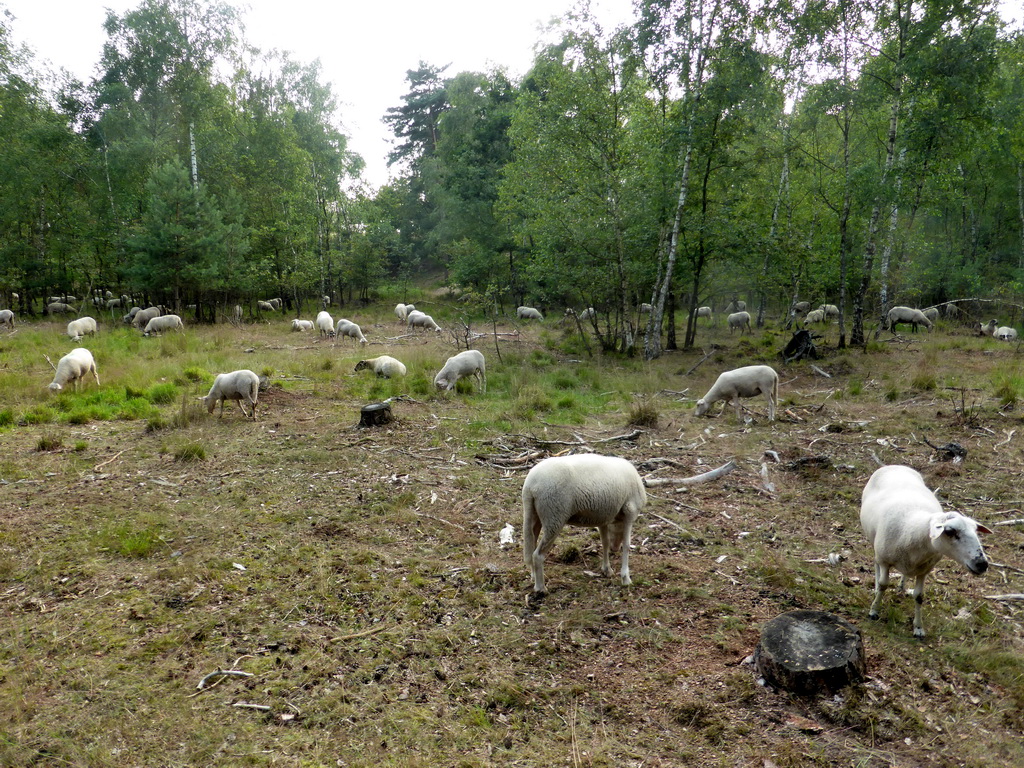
[977, 523, 994, 535]
[930, 517, 951, 541]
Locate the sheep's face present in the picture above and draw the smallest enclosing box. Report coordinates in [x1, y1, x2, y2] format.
[354, 361, 370, 373]
[48, 382, 63, 392]
[694, 399, 709, 417]
[434, 376, 453, 391]
[930, 513, 991, 575]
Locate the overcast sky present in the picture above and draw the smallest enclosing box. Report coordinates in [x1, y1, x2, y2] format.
[2, 0, 633, 188]
[4, 1, 1020, 189]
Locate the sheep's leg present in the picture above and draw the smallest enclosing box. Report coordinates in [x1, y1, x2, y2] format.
[531, 524, 564, 595]
[236, 399, 249, 418]
[766, 391, 775, 422]
[522, 501, 543, 587]
[219, 398, 226, 418]
[911, 575, 927, 639]
[869, 562, 890, 620]
[93, 367, 100, 387]
[617, 512, 634, 586]
[597, 525, 613, 578]
[731, 397, 743, 421]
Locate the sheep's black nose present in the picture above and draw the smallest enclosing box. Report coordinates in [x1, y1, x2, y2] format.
[972, 559, 988, 575]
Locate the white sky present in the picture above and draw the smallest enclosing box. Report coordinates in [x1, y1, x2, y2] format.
[2, 0, 634, 189]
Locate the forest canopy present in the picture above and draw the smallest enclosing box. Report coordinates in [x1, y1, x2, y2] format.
[1, 0, 1022, 356]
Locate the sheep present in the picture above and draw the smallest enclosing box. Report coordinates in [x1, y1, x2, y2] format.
[791, 301, 811, 315]
[696, 306, 713, 322]
[232, 304, 243, 323]
[47, 295, 76, 304]
[820, 303, 839, 319]
[565, 307, 597, 321]
[802, 308, 826, 326]
[66, 316, 98, 341]
[727, 311, 752, 334]
[395, 303, 412, 322]
[315, 310, 336, 339]
[922, 307, 940, 323]
[434, 349, 486, 393]
[0, 309, 14, 329]
[981, 320, 1017, 341]
[321, 295, 331, 309]
[46, 302, 73, 315]
[724, 299, 746, 313]
[268, 298, 283, 310]
[132, 306, 162, 329]
[639, 303, 653, 314]
[409, 312, 442, 333]
[354, 355, 407, 378]
[198, 369, 260, 420]
[694, 364, 779, 422]
[123, 306, 142, 324]
[335, 318, 368, 344]
[861, 465, 991, 638]
[517, 306, 544, 321]
[406, 309, 426, 325]
[522, 454, 646, 595]
[143, 314, 184, 335]
[257, 300, 276, 312]
[48, 347, 99, 392]
[886, 306, 933, 333]
[291, 319, 314, 332]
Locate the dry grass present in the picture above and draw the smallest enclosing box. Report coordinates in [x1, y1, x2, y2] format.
[0, 310, 1022, 767]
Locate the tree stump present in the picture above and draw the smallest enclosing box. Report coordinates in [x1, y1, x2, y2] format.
[754, 610, 866, 695]
[782, 330, 818, 363]
[359, 402, 393, 428]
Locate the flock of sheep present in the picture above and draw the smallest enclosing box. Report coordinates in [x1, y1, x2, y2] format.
[1, 293, 1010, 640]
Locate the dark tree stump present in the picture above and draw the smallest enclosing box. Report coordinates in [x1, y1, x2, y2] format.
[358, 402, 393, 428]
[782, 330, 818, 363]
[754, 610, 866, 695]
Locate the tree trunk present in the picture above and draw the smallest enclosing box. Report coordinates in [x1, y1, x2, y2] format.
[754, 610, 866, 695]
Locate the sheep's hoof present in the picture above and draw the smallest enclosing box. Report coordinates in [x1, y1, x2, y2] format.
[868, 610, 880, 621]
[913, 629, 926, 640]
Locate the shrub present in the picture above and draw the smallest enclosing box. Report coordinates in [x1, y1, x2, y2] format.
[148, 382, 179, 404]
[628, 400, 660, 428]
[36, 434, 62, 452]
[174, 441, 207, 462]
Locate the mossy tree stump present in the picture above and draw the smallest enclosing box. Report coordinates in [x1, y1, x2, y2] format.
[754, 610, 866, 695]
[359, 402, 393, 428]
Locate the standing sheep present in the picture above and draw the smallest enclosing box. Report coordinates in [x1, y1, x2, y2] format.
[315, 311, 335, 339]
[820, 303, 839, 319]
[802, 308, 826, 327]
[434, 350, 486, 393]
[696, 306, 713, 322]
[886, 306, 933, 333]
[727, 311, 752, 334]
[66, 316, 98, 341]
[257, 300, 275, 312]
[394, 303, 415, 322]
[132, 306, 162, 330]
[409, 312, 442, 333]
[0, 309, 15, 329]
[724, 299, 746, 313]
[232, 305, 243, 323]
[321, 295, 332, 309]
[48, 348, 100, 392]
[694, 365, 779, 422]
[791, 301, 811, 315]
[46, 302, 73, 315]
[861, 465, 991, 638]
[354, 356, 407, 378]
[143, 314, 184, 335]
[335, 318, 368, 344]
[517, 306, 544, 321]
[198, 369, 260, 420]
[522, 454, 647, 595]
[922, 307, 940, 323]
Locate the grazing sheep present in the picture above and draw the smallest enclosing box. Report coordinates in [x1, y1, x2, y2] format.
[820, 303, 839, 319]
[727, 311, 752, 334]
[0, 309, 14, 329]
[394, 303, 413, 322]
[268, 298, 282, 310]
[791, 301, 811, 315]
[694, 364, 779, 422]
[315, 311, 335, 339]
[696, 306, 713, 322]
[922, 307, 939, 323]
[335, 318, 368, 344]
[980, 319, 1017, 341]
[104, 298, 123, 310]
[517, 306, 544, 321]
[198, 369, 260, 420]
[48, 348, 99, 392]
[802, 308, 826, 326]
[291, 319, 314, 332]
[522, 454, 646, 595]
[132, 306, 162, 329]
[47, 295, 77, 304]
[257, 300, 275, 312]
[46, 302, 73, 315]
[724, 300, 746, 313]
[123, 307, 142, 324]
[565, 307, 596, 321]
[354, 355, 407, 378]
[886, 306, 933, 333]
[861, 465, 991, 638]
[434, 349, 486, 393]
[66, 316, 98, 341]
[143, 314, 184, 335]
[409, 312, 442, 333]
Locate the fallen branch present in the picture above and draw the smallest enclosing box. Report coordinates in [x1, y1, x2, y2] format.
[411, 511, 465, 530]
[43, 354, 57, 372]
[196, 669, 253, 691]
[232, 702, 271, 712]
[995, 429, 1016, 448]
[993, 519, 1024, 527]
[990, 562, 1024, 576]
[685, 346, 718, 377]
[92, 450, 124, 471]
[810, 365, 832, 379]
[518, 429, 643, 447]
[644, 459, 737, 487]
[984, 594, 1024, 602]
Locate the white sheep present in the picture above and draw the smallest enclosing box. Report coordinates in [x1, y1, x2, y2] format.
[123, 306, 142, 324]
[565, 307, 596, 321]
[522, 454, 646, 595]
[727, 311, 751, 334]
[394, 303, 413, 322]
[0, 309, 15, 329]
[820, 303, 839, 319]
[802, 308, 826, 326]
[434, 349, 486, 393]
[291, 319, 314, 332]
[517, 306, 544, 321]
[48, 348, 99, 392]
[232, 305, 243, 323]
[886, 306, 933, 333]
[354, 355, 407, 378]
[335, 318, 368, 344]
[980, 319, 1017, 341]
[861, 465, 991, 638]
[694, 364, 779, 421]
[198, 369, 260, 420]
[66, 316, 98, 341]
[257, 300, 276, 312]
[143, 314, 184, 335]
[315, 310, 335, 339]
[132, 306, 162, 329]
[321, 295, 331, 309]
[639, 303, 653, 314]
[922, 307, 939, 323]
[696, 306, 713, 322]
[409, 312, 442, 333]
[791, 301, 811, 315]
[46, 302, 73, 315]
